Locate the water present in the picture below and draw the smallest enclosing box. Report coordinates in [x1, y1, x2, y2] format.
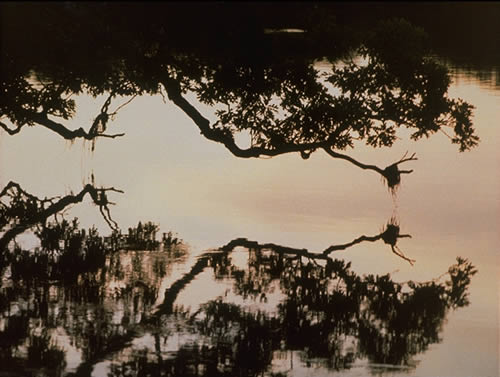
[1, 36, 499, 377]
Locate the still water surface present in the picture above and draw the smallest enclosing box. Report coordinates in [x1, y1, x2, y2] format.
[0, 62, 499, 376]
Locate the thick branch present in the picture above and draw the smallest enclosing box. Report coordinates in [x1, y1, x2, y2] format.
[323, 147, 385, 175]
[322, 234, 382, 254]
[65, 225, 413, 374]
[160, 77, 417, 187]
[29, 113, 124, 140]
[154, 253, 213, 316]
[220, 235, 407, 261]
[68, 251, 219, 377]
[220, 229, 413, 264]
[221, 238, 329, 260]
[161, 77, 337, 158]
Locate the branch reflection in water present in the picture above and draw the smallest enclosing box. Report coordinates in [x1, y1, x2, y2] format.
[0, 183, 477, 376]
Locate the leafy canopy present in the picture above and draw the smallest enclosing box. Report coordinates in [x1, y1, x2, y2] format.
[0, 4, 478, 159]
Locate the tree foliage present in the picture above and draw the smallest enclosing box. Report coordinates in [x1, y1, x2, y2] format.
[0, 219, 477, 376]
[0, 3, 479, 188]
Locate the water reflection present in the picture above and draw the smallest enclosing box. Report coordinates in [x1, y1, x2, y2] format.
[1, 3, 496, 376]
[448, 64, 500, 93]
[0, 187, 477, 376]
[0, 181, 123, 251]
[222, 216, 415, 265]
[1, 219, 188, 376]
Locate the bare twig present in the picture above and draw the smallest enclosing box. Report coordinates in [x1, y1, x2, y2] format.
[439, 128, 454, 141]
[109, 95, 138, 118]
[95, 132, 126, 139]
[391, 245, 416, 266]
[396, 151, 418, 166]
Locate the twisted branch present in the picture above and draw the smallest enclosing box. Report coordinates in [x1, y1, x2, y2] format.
[1, 91, 131, 140]
[64, 221, 414, 375]
[0, 182, 123, 250]
[0, 181, 60, 203]
[29, 112, 125, 140]
[220, 219, 414, 265]
[160, 76, 417, 188]
[0, 121, 24, 135]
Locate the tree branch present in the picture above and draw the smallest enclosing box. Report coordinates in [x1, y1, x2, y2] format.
[29, 112, 125, 140]
[160, 77, 336, 158]
[154, 254, 213, 316]
[220, 224, 414, 264]
[0, 181, 59, 203]
[0, 183, 123, 250]
[64, 222, 414, 375]
[393, 151, 418, 172]
[1, 95, 127, 140]
[0, 121, 24, 135]
[110, 94, 138, 117]
[391, 245, 416, 266]
[220, 238, 328, 260]
[161, 77, 417, 189]
[322, 234, 382, 254]
[322, 147, 385, 175]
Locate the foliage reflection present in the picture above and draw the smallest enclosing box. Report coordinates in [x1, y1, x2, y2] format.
[0, 205, 476, 376]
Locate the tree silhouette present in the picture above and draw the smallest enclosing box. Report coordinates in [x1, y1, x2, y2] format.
[0, 215, 477, 376]
[0, 181, 123, 251]
[0, 4, 479, 188]
[84, 241, 477, 376]
[71, 233, 474, 376]
[221, 217, 415, 265]
[183, 243, 476, 374]
[0, 218, 187, 377]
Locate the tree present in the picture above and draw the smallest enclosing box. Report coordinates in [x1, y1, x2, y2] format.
[0, 3, 478, 189]
[0, 196, 477, 375]
[74, 233, 477, 376]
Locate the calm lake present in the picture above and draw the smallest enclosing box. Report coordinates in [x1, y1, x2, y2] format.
[0, 6, 499, 376]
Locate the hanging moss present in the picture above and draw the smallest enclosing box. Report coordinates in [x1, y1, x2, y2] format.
[381, 218, 401, 247]
[382, 163, 401, 191]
